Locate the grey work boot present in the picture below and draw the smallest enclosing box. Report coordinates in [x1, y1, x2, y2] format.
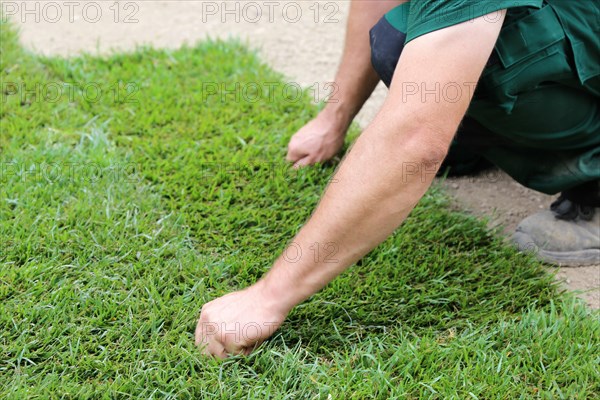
[513, 196, 600, 267]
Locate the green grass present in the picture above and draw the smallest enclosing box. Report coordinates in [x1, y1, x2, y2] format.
[1, 22, 599, 399]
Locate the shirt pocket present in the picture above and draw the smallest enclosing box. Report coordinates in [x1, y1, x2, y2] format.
[570, 39, 600, 93]
[478, 5, 575, 114]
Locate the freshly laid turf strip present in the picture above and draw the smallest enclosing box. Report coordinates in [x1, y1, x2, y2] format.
[1, 22, 598, 398]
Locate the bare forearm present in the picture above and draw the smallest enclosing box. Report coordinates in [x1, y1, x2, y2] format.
[262, 116, 447, 312]
[323, 0, 405, 128]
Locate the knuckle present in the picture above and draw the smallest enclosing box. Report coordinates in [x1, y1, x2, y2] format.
[199, 309, 211, 321]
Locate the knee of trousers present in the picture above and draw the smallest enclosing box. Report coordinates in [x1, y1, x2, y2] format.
[369, 16, 408, 88]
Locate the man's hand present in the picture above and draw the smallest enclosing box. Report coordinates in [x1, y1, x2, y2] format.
[286, 113, 347, 168]
[195, 282, 288, 359]
[285, 1, 401, 168]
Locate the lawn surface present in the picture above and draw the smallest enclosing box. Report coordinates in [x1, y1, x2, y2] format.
[1, 22, 599, 399]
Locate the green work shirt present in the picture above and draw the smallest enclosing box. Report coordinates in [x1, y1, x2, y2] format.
[390, 0, 542, 43]
[384, 0, 600, 194]
[385, 0, 599, 96]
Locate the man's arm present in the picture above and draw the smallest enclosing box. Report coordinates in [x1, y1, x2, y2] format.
[196, 10, 506, 358]
[286, 0, 404, 168]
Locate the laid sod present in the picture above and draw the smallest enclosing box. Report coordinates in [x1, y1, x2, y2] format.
[1, 22, 599, 398]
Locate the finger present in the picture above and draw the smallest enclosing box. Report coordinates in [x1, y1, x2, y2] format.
[286, 149, 305, 163]
[195, 317, 224, 358]
[194, 324, 212, 355]
[194, 317, 203, 346]
[242, 339, 264, 356]
[194, 334, 212, 356]
[223, 340, 248, 357]
[286, 141, 310, 162]
[293, 156, 313, 169]
[195, 315, 216, 346]
[206, 339, 228, 360]
[241, 347, 253, 356]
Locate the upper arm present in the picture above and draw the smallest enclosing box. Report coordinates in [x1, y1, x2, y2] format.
[380, 10, 506, 148]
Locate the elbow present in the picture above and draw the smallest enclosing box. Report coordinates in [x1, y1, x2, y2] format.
[371, 112, 454, 167]
[360, 115, 455, 177]
[396, 128, 452, 170]
[413, 139, 449, 167]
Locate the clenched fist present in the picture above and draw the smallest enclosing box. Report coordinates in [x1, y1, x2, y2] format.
[195, 282, 288, 358]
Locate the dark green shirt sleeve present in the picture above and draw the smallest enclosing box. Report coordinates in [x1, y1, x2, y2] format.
[386, 0, 544, 43]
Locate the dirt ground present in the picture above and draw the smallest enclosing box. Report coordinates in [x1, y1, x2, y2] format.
[7, 0, 598, 308]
